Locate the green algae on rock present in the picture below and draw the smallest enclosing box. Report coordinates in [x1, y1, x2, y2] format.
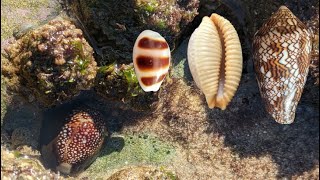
[107, 166, 178, 180]
[63, 0, 199, 65]
[95, 63, 160, 111]
[2, 18, 97, 107]
[83, 133, 176, 178]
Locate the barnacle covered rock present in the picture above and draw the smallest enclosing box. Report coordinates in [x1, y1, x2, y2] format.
[94, 63, 160, 111]
[64, 0, 199, 65]
[41, 109, 107, 175]
[2, 18, 97, 107]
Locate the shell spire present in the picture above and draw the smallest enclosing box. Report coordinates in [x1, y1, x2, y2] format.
[253, 6, 311, 124]
[188, 13, 243, 110]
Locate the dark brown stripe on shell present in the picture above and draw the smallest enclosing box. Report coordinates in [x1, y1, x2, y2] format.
[138, 37, 168, 49]
[141, 74, 167, 86]
[136, 55, 169, 71]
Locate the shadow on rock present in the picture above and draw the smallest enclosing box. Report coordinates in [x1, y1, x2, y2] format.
[39, 90, 148, 175]
[206, 73, 319, 178]
[40, 90, 151, 146]
[98, 136, 125, 157]
[1, 94, 42, 149]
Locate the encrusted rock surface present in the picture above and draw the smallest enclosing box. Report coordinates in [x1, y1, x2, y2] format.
[94, 63, 160, 111]
[1, 0, 319, 179]
[2, 18, 97, 107]
[63, 0, 200, 65]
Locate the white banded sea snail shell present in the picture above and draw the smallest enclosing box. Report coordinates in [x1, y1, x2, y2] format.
[253, 6, 312, 124]
[187, 13, 243, 110]
[42, 109, 107, 175]
[133, 30, 171, 92]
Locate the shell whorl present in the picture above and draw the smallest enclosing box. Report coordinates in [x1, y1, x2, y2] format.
[188, 13, 242, 110]
[253, 6, 311, 124]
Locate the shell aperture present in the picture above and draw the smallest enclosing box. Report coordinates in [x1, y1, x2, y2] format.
[187, 13, 243, 110]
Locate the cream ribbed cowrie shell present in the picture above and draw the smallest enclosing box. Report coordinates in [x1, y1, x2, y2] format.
[133, 30, 171, 92]
[253, 6, 311, 124]
[188, 13, 243, 110]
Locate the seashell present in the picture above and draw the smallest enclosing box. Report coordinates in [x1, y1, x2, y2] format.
[41, 109, 107, 175]
[253, 6, 312, 124]
[187, 13, 243, 110]
[133, 30, 171, 92]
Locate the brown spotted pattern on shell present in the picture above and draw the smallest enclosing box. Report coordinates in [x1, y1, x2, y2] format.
[253, 6, 312, 124]
[187, 13, 243, 110]
[54, 109, 106, 174]
[133, 30, 171, 92]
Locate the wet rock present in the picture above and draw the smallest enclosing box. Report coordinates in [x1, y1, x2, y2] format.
[63, 0, 199, 65]
[10, 127, 38, 149]
[1, 146, 63, 180]
[94, 63, 160, 111]
[307, 7, 319, 85]
[2, 17, 98, 107]
[107, 166, 178, 180]
[80, 134, 176, 178]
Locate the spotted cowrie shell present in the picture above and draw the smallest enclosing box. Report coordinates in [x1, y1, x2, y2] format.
[54, 109, 106, 174]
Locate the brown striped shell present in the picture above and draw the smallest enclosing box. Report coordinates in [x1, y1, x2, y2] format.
[253, 6, 312, 124]
[187, 13, 243, 110]
[133, 30, 170, 92]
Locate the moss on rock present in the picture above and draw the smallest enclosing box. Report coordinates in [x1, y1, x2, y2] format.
[107, 166, 178, 180]
[83, 133, 176, 178]
[64, 0, 199, 65]
[95, 63, 159, 111]
[2, 18, 97, 107]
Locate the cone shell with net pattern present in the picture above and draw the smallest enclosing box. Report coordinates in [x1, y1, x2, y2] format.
[187, 13, 243, 110]
[253, 6, 312, 124]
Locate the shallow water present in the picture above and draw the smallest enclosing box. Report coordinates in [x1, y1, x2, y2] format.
[1, 0, 319, 179]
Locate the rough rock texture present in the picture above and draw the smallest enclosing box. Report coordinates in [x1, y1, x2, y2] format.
[1, 0, 319, 179]
[94, 63, 160, 111]
[2, 101, 42, 149]
[307, 7, 319, 85]
[63, 0, 199, 65]
[2, 18, 97, 107]
[1, 146, 64, 179]
[1, 0, 61, 124]
[120, 76, 318, 179]
[107, 166, 178, 180]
